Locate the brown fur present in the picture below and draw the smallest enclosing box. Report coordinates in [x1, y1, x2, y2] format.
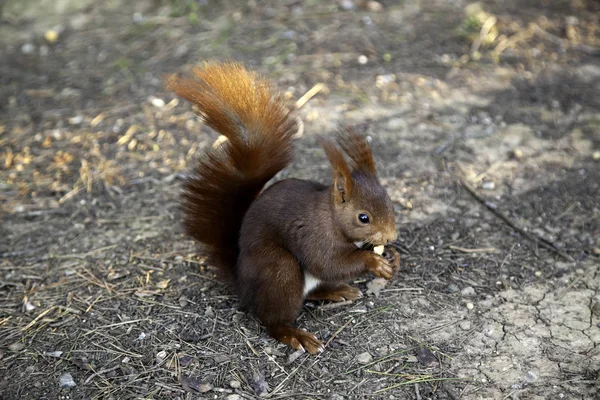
[167, 62, 399, 354]
[166, 62, 297, 280]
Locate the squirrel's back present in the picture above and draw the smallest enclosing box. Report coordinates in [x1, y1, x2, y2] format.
[166, 62, 298, 279]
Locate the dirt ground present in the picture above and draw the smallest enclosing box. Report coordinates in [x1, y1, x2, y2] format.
[1, 0, 599, 399]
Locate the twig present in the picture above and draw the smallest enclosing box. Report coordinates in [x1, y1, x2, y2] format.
[448, 245, 497, 254]
[415, 383, 422, 400]
[325, 318, 353, 347]
[532, 23, 600, 56]
[22, 306, 57, 332]
[295, 83, 325, 109]
[84, 365, 121, 385]
[459, 179, 573, 261]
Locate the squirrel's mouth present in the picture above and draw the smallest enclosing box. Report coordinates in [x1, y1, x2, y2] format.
[354, 241, 371, 250]
[354, 241, 385, 255]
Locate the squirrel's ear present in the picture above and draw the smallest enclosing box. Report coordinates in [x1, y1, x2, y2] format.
[335, 127, 377, 176]
[320, 138, 354, 203]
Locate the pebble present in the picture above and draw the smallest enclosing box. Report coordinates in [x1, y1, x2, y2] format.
[591, 302, 600, 317]
[444, 284, 460, 294]
[59, 373, 76, 388]
[330, 394, 345, 400]
[525, 370, 538, 381]
[512, 148, 524, 160]
[593, 151, 600, 161]
[227, 395, 242, 400]
[534, 271, 542, 277]
[459, 321, 471, 331]
[339, 0, 355, 11]
[156, 350, 167, 362]
[229, 380, 241, 389]
[451, 231, 460, 241]
[356, 352, 373, 364]
[481, 181, 496, 190]
[358, 55, 368, 65]
[69, 115, 83, 125]
[21, 43, 35, 54]
[151, 97, 165, 108]
[365, 1, 383, 12]
[44, 30, 59, 43]
[466, 302, 474, 310]
[461, 286, 476, 297]
[593, 247, 600, 256]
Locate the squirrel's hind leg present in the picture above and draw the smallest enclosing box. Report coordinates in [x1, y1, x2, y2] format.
[236, 246, 324, 354]
[305, 283, 362, 302]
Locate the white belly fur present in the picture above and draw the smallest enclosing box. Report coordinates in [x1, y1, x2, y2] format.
[303, 272, 321, 296]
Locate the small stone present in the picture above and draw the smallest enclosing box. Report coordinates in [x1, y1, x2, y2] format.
[24, 302, 36, 311]
[44, 30, 59, 43]
[8, 342, 25, 352]
[534, 271, 542, 277]
[151, 97, 165, 108]
[356, 352, 373, 364]
[136, 332, 146, 341]
[59, 372, 76, 388]
[227, 395, 242, 400]
[444, 284, 460, 294]
[593, 151, 600, 161]
[591, 302, 600, 317]
[466, 302, 474, 310]
[339, 0, 355, 11]
[481, 181, 495, 190]
[512, 148, 524, 160]
[365, 1, 383, 12]
[156, 350, 167, 362]
[459, 321, 471, 331]
[593, 247, 600, 256]
[229, 380, 241, 389]
[525, 370, 537, 381]
[461, 286, 476, 297]
[358, 55, 368, 65]
[330, 394, 345, 400]
[451, 231, 460, 241]
[565, 16, 579, 26]
[69, 115, 83, 125]
[179, 296, 188, 308]
[405, 355, 418, 363]
[205, 306, 215, 318]
[21, 43, 35, 54]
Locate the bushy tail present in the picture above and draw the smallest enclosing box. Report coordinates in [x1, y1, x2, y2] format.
[166, 62, 297, 280]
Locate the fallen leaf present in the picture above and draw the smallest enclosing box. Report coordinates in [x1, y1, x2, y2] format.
[366, 278, 388, 296]
[156, 279, 170, 289]
[416, 346, 439, 367]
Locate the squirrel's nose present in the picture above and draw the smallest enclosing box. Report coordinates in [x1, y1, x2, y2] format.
[385, 229, 398, 243]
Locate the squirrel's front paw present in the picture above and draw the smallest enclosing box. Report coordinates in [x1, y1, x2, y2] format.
[383, 246, 401, 272]
[366, 254, 393, 280]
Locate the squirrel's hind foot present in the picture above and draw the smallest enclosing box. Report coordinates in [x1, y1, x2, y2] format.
[306, 283, 362, 302]
[268, 324, 324, 354]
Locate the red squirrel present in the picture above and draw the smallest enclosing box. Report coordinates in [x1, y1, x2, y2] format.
[166, 62, 400, 354]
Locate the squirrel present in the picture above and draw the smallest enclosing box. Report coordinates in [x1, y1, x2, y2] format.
[166, 62, 400, 354]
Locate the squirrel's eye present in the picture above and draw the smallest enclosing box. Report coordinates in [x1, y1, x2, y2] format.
[358, 213, 370, 224]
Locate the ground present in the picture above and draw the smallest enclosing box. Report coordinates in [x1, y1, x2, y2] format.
[0, 0, 599, 399]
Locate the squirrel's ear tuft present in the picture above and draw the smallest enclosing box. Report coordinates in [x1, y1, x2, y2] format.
[335, 127, 377, 176]
[320, 137, 354, 203]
